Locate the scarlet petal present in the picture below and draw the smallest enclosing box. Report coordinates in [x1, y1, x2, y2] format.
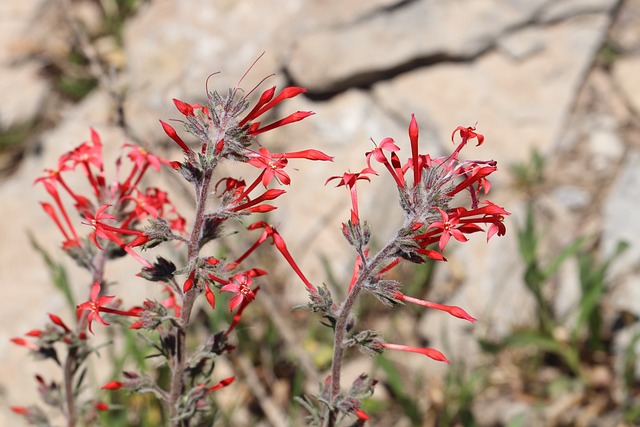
[207, 376, 235, 392]
[183, 277, 194, 293]
[356, 409, 371, 421]
[160, 120, 191, 153]
[205, 285, 216, 310]
[249, 111, 314, 135]
[447, 306, 477, 323]
[173, 98, 195, 116]
[49, 313, 71, 332]
[282, 149, 333, 161]
[384, 343, 449, 364]
[102, 381, 123, 390]
[409, 114, 420, 187]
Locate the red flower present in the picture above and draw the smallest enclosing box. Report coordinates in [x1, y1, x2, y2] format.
[394, 292, 476, 323]
[238, 86, 314, 135]
[48, 313, 72, 333]
[426, 208, 468, 251]
[355, 409, 371, 421]
[247, 222, 317, 293]
[95, 402, 109, 411]
[76, 282, 115, 334]
[101, 380, 123, 390]
[247, 147, 291, 186]
[326, 169, 372, 223]
[125, 143, 170, 172]
[366, 137, 404, 188]
[408, 114, 422, 186]
[206, 376, 235, 392]
[159, 120, 192, 154]
[221, 273, 257, 311]
[11, 406, 29, 415]
[10, 337, 39, 351]
[383, 343, 449, 364]
[86, 205, 152, 268]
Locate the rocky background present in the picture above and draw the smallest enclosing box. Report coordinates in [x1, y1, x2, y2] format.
[1, 0, 640, 426]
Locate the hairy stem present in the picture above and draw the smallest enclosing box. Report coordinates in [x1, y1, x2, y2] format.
[327, 240, 399, 419]
[168, 167, 214, 425]
[64, 249, 108, 427]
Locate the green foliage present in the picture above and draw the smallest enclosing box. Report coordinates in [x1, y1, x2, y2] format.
[509, 149, 545, 194]
[0, 121, 34, 151]
[516, 204, 586, 337]
[596, 42, 622, 70]
[57, 74, 98, 102]
[437, 362, 483, 427]
[483, 202, 628, 381]
[375, 355, 421, 425]
[101, 0, 145, 43]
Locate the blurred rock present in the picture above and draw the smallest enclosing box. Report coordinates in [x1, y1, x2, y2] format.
[613, 55, 640, 116]
[0, 0, 50, 129]
[602, 150, 640, 275]
[372, 13, 611, 169]
[289, 0, 549, 93]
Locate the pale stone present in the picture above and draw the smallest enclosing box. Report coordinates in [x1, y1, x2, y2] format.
[610, 0, 640, 53]
[0, 0, 50, 129]
[498, 27, 546, 60]
[121, 0, 297, 142]
[289, 0, 550, 92]
[551, 186, 592, 210]
[0, 62, 49, 129]
[602, 150, 640, 274]
[373, 14, 611, 169]
[613, 56, 640, 116]
[539, 0, 619, 23]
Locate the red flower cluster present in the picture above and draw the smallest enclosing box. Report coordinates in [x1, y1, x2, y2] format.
[35, 129, 185, 266]
[326, 115, 509, 370]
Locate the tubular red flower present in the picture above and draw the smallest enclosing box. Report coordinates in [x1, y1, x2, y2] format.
[207, 376, 235, 392]
[204, 284, 216, 310]
[249, 111, 315, 136]
[101, 381, 123, 390]
[409, 114, 421, 187]
[10, 338, 38, 351]
[272, 232, 317, 294]
[173, 98, 195, 117]
[76, 282, 115, 334]
[395, 292, 476, 323]
[326, 170, 372, 223]
[356, 409, 371, 421]
[160, 120, 192, 154]
[277, 149, 333, 161]
[221, 273, 257, 311]
[95, 402, 109, 411]
[240, 86, 307, 125]
[48, 313, 72, 333]
[231, 188, 285, 212]
[226, 286, 261, 335]
[383, 343, 449, 364]
[426, 208, 468, 251]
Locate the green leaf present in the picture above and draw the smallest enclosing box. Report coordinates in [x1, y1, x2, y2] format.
[375, 355, 421, 425]
[541, 236, 586, 281]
